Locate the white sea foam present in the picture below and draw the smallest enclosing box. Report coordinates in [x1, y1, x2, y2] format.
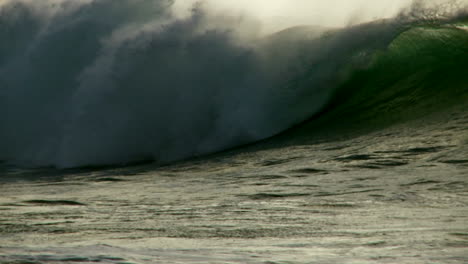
[0, 0, 462, 168]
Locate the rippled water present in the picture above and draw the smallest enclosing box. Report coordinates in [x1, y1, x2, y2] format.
[1, 106, 467, 264]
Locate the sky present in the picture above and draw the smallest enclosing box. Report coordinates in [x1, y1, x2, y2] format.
[174, 0, 414, 33]
[0, 0, 464, 34]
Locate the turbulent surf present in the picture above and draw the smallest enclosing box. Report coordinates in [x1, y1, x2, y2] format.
[0, 0, 467, 168]
[1, 1, 468, 263]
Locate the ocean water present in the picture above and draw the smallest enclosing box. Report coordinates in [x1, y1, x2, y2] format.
[1, 1, 468, 263]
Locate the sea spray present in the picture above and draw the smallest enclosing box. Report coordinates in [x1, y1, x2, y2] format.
[0, 0, 466, 168]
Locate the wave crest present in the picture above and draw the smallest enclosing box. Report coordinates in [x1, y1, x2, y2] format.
[0, 0, 465, 168]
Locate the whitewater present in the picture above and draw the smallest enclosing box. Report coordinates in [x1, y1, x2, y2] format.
[1, 0, 462, 168]
[1, 0, 468, 263]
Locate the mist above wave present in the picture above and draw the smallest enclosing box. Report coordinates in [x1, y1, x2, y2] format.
[0, 0, 462, 168]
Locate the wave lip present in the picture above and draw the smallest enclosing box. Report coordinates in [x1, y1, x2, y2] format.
[0, 0, 467, 168]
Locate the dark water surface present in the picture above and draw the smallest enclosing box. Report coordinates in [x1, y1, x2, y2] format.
[1, 105, 467, 264]
[1, 2, 468, 263]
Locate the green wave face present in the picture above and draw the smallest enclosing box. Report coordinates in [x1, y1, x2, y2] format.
[299, 20, 468, 136]
[0, 0, 466, 168]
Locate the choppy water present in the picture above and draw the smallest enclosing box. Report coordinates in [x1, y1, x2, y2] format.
[1, 104, 467, 263]
[1, 1, 468, 263]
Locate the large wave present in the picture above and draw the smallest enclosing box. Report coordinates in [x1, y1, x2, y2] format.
[0, 0, 466, 168]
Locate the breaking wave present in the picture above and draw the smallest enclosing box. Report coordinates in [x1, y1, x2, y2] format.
[0, 0, 467, 168]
